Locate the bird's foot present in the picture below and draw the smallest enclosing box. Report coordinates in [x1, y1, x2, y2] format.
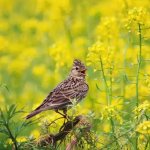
[55, 110, 70, 120]
[64, 114, 71, 120]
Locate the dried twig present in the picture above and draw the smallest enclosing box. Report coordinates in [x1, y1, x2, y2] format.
[37, 115, 82, 147]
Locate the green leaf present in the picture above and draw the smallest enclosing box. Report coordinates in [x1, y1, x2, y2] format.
[96, 83, 102, 91]
[0, 109, 6, 124]
[0, 128, 9, 136]
[7, 104, 17, 120]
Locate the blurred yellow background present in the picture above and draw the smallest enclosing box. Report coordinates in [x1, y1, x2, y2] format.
[0, 0, 150, 148]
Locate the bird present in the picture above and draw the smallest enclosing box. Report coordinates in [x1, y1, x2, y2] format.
[26, 59, 89, 119]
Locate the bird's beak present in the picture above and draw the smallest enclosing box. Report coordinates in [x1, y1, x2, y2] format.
[80, 68, 87, 74]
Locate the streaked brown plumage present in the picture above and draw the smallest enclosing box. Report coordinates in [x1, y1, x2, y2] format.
[26, 59, 89, 119]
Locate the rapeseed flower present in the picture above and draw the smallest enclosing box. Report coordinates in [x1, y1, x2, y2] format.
[136, 121, 150, 134]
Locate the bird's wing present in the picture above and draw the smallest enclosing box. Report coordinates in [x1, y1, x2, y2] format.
[34, 80, 88, 111]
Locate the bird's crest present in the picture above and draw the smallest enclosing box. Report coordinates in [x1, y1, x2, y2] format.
[73, 59, 85, 68]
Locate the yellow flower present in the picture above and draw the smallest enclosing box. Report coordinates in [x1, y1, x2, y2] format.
[100, 103, 123, 124]
[8, 59, 29, 75]
[0, 36, 8, 51]
[103, 123, 111, 133]
[73, 37, 87, 49]
[95, 17, 119, 41]
[6, 139, 13, 145]
[133, 101, 150, 118]
[125, 7, 149, 33]
[32, 65, 47, 77]
[17, 136, 27, 143]
[87, 41, 114, 70]
[128, 7, 148, 25]
[71, 20, 85, 36]
[136, 121, 150, 135]
[125, 84, 136, 99]
[31, 130, 40, 139]
[21, 19, 39, 32]
[0, 20, 9, 32]
[22, 47, 38, 59]
[48, 40, 73, 71]
[138, 134, 148, 150]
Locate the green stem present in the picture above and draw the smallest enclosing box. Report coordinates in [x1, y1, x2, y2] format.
[100, 57, 120, 147]
[5, 123, 18, 150]
[136, 23, 142, 107]
[122, 36, 128, 101]
[99, 56, 110, 105]
[109, 67, 113, 103]
[100, 127, 134, 150]
[110, 117, 120, 148]
[109, 67, 119, 146]
[135, 23, 142, 150]
[144, 136, 149, 150]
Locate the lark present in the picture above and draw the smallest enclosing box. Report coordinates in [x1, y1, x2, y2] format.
[26, 59, 89, 119]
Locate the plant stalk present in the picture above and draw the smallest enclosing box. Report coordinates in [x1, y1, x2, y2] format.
[136, 23, 142, 107]
[5, 123, 18, 150]
[99, 56, 110, 105]
[135, 23, 142, 150]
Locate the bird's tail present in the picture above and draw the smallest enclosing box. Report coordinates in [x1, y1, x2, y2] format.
[25, 109, 42, 119]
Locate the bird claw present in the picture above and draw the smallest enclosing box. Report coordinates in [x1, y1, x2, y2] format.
[64, 114, 71, 120]
[55, 110, 70, 120]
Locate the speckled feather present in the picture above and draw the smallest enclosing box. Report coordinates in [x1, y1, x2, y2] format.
[26, 59, 88, 119]
[37, 77, 88, 110]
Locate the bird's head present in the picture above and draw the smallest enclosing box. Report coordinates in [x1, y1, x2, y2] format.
[70, 59, 87, 79]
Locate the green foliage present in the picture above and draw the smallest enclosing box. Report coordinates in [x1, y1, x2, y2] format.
[0, 105, 33, 150]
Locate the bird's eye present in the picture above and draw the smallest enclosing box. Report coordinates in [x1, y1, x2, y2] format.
[75, 67, 79, 70]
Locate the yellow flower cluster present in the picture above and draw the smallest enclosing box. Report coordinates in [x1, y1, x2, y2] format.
[125, 7, 150, 33]
[48, 40, 73, 71]
[95, 17, 119, 42]
[136, 121, 150, 134]
[101, 103, 123, 124]
[127, 7, 148, 25]
[87, 41, 114, 70]
[133, 101, 150, 118]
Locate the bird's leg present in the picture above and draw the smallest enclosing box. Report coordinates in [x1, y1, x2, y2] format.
[55, 108, 69, 132]
[62, 108, 68, 125]
[63, 108, 68, 119]
[63, 108, 71, 121]
[55, 109, 67, 118]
